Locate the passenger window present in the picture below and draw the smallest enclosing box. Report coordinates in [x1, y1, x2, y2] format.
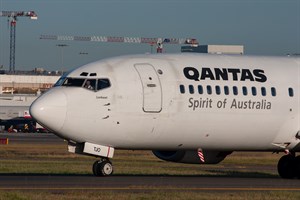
[242, 86, 247, 96]
[288, 88, 294, 97]
[62, 78, 85, 87]
[251, 87, 257, 96]
[215, 86, 221, 95]
[224, 86, 229, 95]
[179, 85, 185, 94]
[189, 85, 194, 94]
[207, 85, 212, 95]
[233, 86, 238, 95]
[271, 87, 276, 97]
[261, 87, 266, 96]
[84, 79, 96, 91]
[97, 79, 111, 91]
[198, 85, 203, 94]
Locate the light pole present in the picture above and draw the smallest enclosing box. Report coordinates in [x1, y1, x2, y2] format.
[56, 44, 68, 73]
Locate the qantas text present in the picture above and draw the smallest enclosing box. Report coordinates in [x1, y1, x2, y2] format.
[183, 67, 267, 82]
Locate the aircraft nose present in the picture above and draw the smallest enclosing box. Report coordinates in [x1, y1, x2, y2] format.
[30, 90, 67, 133]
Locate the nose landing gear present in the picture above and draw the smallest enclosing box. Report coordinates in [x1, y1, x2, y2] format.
[93, 158, 113, 176]
[277, 153, 300, 179]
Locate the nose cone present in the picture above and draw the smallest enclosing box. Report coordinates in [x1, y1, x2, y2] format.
[30, 89, 67, 133]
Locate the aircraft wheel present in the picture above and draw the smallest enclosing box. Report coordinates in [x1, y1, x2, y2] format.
[93, 160, 101, 176]
[294, 156, 300, 179]
[92, 159, 113, 176]
[277, 154, 295, 179]
[99, 160, 113, 176]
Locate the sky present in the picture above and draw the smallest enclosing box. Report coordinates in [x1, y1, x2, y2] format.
[0, 0, 299, 71]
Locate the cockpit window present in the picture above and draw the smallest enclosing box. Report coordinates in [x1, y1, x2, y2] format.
[59, 77, 111, 91]
[80, 72, 89, 76]
[62, 78, 85, 87]
[84, 79, 96, 90]
[54, 73, 69, 87]
[54, 77, 66, 87]
[97, 79, 111, 90]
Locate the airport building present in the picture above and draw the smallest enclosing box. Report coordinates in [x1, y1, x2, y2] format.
[0, 73, 60, 126]
[0, 74, 60, 94]
[181, 45, 244, 55]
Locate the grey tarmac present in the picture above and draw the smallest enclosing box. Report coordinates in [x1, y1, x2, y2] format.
[0, 175, 299, 191]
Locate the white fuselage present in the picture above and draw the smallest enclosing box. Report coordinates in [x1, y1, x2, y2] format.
[30, 54, 300, 152]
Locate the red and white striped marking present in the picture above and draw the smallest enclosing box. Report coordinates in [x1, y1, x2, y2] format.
[0, 138, 9, 145]
[197, 149, 205, 163]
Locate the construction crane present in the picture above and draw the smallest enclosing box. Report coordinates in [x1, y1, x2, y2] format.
[40, 34, 199, 53]
[0, 11, 38, 72]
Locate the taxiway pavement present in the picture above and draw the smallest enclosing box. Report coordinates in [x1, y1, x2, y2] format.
[0, 174, 299, 191]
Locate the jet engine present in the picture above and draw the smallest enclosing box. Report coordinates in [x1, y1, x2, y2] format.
[152, 150, 232, 164]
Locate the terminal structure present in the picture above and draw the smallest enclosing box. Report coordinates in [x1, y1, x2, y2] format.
[0, 73, 59, 94]
[181, 45, 244, 55]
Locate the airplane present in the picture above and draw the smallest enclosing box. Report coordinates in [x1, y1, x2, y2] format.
[29, 53, 300, 178]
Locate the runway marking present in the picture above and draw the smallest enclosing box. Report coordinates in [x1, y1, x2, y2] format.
[0, 187, 299, 191]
